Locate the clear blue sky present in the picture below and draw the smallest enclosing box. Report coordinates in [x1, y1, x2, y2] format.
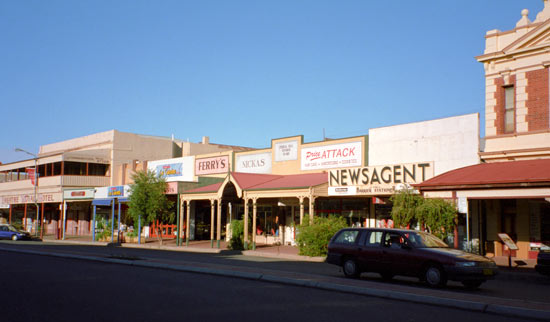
[0, 0, 544, 163]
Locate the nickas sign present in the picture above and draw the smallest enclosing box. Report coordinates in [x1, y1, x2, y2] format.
[236, 152, 272, 174]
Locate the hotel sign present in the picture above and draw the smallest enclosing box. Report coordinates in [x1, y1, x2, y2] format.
[301, 141, 362, 171]
[328, 162, 433, 196]
[1, 193, 61, 204]
[196, 156, 229, 175]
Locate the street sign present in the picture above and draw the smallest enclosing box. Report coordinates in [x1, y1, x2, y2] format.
[498, 233, 519, 250]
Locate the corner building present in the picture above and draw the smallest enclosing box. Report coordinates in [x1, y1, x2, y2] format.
[418, 2, 550, 260]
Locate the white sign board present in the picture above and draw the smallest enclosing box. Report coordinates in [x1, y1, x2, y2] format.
[328, 186, 358, 196]
[301, 141, 362, 171]
[328, 162, 433, 196]
[94, 185, 131, 199]
[275, 140, 298, 162]
[148, 156, 195, 182]
[458, 197, 468, 213]
[236, 152, 272, 174]
[63, 188, 95, 200]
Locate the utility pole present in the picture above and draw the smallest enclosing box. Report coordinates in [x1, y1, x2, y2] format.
[15, 148, 40, 237]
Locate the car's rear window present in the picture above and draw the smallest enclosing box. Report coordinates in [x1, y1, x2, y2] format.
[333, 230, 360, 244]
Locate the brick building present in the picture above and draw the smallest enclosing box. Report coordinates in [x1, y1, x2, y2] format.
[418, 2, 550, 260]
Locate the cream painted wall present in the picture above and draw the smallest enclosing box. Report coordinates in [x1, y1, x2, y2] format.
[369, 114, 480, 176]
[233, 135, 368, 175]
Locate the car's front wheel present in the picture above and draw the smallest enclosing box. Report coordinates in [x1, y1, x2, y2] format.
[424, 264, 447, 287]
[11, 234, 18, 241]
[342, 258, 360, 278]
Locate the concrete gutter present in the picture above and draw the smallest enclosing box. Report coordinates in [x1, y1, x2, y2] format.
[1, 246, 549, 321]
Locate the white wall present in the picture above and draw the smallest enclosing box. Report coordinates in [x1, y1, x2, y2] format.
[369, 114, 480, 176]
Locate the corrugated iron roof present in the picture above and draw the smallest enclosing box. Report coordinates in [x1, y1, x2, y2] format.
[237, 172, 328, 190]
[417, 159, 550, 189]
[183, 172, 328, 194]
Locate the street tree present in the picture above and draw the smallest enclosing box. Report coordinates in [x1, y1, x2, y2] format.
[127, 169, 174, 245]
[390, 189, 457, 242]
[390, 189, 423, 228]
[416, 197, 456, 240]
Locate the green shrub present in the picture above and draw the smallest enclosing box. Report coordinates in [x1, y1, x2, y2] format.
[296, 216, 347, 257]
[228, 219, 245, 250]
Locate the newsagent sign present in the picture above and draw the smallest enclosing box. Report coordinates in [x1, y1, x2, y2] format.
[328, 162, 433, 196]
[301, 141, 362, 171]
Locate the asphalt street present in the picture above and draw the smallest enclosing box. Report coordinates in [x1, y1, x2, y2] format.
[1, 241, 548, 304]
[0, 251, 531, 322]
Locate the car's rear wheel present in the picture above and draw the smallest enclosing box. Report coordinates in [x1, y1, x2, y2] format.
[11, 234, 18, 241]
[462, 281, 483, 289]
[342, 258, 360, 278]
[424, 264, 447, 287]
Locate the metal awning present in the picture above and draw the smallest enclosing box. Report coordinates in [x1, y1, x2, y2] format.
[92, 199, 113, 206]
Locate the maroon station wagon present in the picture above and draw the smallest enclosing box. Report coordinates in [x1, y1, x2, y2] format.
[327, 228, 498, 289]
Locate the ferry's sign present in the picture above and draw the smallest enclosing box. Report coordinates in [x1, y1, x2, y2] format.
[328, 162, 433, 196]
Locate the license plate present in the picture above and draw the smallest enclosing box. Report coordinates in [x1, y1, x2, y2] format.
[483, 269, 493, 276]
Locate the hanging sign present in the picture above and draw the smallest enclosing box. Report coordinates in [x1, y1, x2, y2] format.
[26, 168, 37, 185]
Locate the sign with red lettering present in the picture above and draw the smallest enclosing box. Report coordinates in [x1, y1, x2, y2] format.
[64, 189, 94, 200]
[236, 152, 272, 174]
[301, 141, 362, 171]
[196, 156, 229, 175]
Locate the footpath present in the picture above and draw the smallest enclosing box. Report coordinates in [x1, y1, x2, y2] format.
[1, 237, 549, 321]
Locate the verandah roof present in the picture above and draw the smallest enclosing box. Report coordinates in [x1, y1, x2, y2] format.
[183, 171, 328, 194]
[416, 159, 550, 190]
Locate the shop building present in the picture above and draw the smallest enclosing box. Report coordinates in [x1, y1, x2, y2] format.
[0, 130, 245, 238]
[418, 3, 550, 259]
[175, 116, 480, 248]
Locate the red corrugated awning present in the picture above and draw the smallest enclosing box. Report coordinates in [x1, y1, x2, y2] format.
[183, 172, 328, 194]
[416, 159, 550, 190]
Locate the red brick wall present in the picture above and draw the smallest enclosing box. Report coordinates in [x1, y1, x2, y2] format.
[494, 75, 516, 135]
[526, 68, 549, 131]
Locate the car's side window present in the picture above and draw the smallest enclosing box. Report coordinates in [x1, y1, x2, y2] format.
[0, 226, 7, 231]
[384, 232, 404, 249]
[333, 230, 360, 245]
[365, 231, 383, 247]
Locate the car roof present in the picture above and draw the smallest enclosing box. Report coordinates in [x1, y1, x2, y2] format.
[340, 227, 420, 234]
